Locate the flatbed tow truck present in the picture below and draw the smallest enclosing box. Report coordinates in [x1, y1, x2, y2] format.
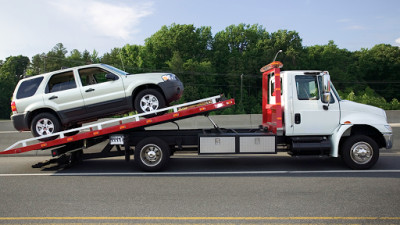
[1, 61, 393, 171]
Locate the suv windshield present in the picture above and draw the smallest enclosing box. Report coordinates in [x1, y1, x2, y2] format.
[102, 64, 128, 75]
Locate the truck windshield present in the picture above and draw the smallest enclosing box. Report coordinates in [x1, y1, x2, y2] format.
[330, 83, 341, 101]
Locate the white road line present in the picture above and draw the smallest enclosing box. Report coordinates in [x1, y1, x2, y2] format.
[0, 131, 29, 134]
[1, 170, 400, 177]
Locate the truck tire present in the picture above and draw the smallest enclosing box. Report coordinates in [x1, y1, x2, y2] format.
[341, 135, 379, 170]
[31, 112, 61, 141]
[134, 137, 170, 172]
[134, 89, 166, 117]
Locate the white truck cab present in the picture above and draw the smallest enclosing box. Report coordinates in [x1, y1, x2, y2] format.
[263, 61, 393, 169]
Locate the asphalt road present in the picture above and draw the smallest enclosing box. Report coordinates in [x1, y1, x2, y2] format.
[1, 152, 400, 224]
[1, 119, 400, 224]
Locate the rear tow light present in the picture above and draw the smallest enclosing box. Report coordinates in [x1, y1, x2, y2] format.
[11, 101, 17, 114]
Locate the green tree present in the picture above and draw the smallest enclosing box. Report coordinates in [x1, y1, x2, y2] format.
[45, 43, 68, 72]
[67, 49, 83, 67]
[298, 41, 359, 92]
[354, 44, 400, 101]
[101, 48, 124, 69]
[144, 24, 212, 70]
[120, 44, 148, 73]
[28, 53, 45, 75]
[91, 49, 100, 63]
[269, 30, 303, 69]
[212, 23, 270, 74]
[0, 55, 30, 118]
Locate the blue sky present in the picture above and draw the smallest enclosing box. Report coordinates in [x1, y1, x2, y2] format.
[0, 0, 399, 60]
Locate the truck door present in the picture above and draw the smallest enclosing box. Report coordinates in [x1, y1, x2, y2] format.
[290, 75, 340, 135]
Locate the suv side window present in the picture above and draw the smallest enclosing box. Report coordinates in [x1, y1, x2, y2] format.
[16, 76, 44, 99]
[46, 71, 77, 93]
[78, 67, 115, 86]
[295, 75, 319, 100]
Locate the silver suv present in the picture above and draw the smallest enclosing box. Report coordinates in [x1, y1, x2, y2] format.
[11, 64, 183, 140]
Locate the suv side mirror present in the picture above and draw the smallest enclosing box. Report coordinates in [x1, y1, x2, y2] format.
[106, 73, 119, 81]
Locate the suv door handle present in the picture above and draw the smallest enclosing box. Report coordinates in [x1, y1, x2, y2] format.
[85, 88, 95, 92]
[295, 113, 301, 124]
[49, 96, 58, 100]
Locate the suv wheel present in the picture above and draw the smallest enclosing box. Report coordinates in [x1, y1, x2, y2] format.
[31, 113, 61, 141]
[134, 89, 166, 116]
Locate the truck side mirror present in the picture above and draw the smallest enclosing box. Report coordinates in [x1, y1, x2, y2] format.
[322, 74, 331, 109]
[322, 74, 331, 102]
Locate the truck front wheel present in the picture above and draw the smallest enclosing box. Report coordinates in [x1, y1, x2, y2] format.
[341, 135, 379, 170]
[134, 137, 170, 172]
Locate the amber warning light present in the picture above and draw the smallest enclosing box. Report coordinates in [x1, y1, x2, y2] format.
[260, 61, 283, 73]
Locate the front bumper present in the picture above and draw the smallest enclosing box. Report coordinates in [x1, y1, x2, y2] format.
[383, 133, 393, 149]
[158, 80, 184, 103]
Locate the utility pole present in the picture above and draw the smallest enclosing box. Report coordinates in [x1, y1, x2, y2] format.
[240, 74, 243, 105]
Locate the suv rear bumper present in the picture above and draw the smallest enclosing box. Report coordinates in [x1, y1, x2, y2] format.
[11, 113, 30, 131]
[158, 80, 184, 103]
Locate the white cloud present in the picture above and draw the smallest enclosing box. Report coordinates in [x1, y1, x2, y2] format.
[50, 0, 153, 40]
[396, 38, 400, 45]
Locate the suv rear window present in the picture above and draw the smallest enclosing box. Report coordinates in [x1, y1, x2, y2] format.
[16, 76, 44, 99]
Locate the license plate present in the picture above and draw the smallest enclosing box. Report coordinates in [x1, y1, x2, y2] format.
[110, 134, 124, 145]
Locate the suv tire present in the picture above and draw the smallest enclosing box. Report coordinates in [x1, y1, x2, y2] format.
[31, 112, 61, 141]
[134, 89, 166, 117]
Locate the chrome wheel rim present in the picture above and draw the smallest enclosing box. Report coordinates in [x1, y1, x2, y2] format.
[140, 144, 162, 167]
[36, 118, 55, 136]
[140, 94, 159, 112]
[350, 141, 373, 164]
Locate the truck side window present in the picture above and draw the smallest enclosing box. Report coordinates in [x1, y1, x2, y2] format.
[295, 76, 319, 100]
[270, 77, 283, 96]
[46, 71, 77, 93]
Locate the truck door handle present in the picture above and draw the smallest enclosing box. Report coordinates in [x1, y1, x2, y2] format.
[49, 96, 58, 100]
[295, 113, 301, 124]
[85, 88, 95, 92]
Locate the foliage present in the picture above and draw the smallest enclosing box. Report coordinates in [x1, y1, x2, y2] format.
[339, 87, 400, 110]
[1, 23, 400, 119]
[0, 55, 30, 118]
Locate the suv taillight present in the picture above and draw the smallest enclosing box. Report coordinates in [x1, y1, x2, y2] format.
[11, 101, 17, 114]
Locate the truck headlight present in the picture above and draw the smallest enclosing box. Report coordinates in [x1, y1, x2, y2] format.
[162, 74, 177, 81]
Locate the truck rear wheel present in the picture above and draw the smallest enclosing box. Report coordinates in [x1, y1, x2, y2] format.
[341, 135, 379, 169]
[134, 137, 170, 172]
